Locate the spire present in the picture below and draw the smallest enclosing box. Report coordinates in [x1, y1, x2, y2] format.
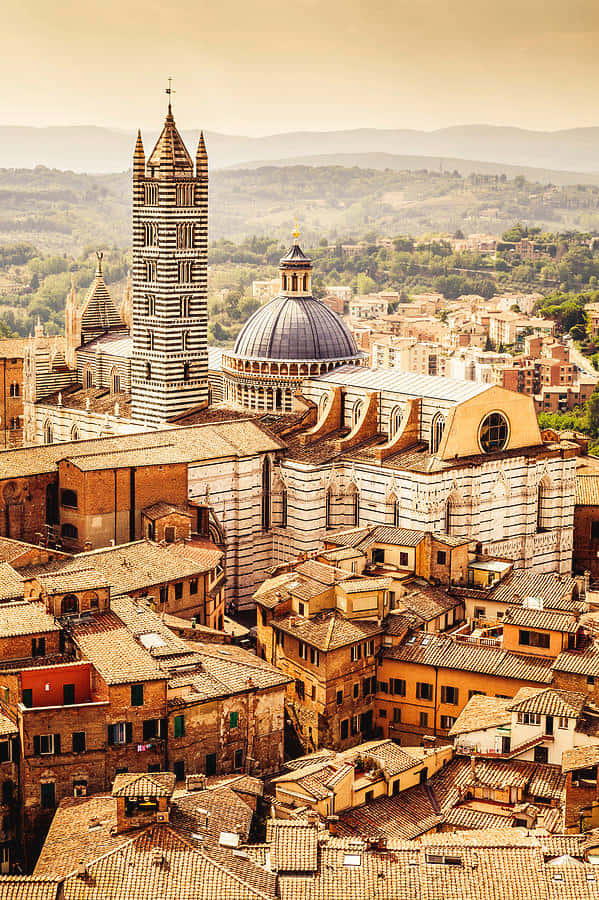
[147, 89, 193, 179]
[133, 129, 145, 179]
[196, 131, 208, 178]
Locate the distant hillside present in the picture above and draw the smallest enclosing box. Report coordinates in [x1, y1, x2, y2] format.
[229, 153, 599, 187]
[4, 164, 599, 254]
[1, 123, 599, 175]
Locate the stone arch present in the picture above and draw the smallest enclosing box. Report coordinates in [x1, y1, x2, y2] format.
[430, 412, 445, 454]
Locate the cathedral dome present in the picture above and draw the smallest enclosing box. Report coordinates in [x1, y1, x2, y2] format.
[233, 294, 358, 362]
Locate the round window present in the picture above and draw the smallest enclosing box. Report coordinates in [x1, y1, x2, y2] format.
[479, 412, 509, 453]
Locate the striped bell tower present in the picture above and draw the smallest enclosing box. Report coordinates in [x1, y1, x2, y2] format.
[131, 92, 209, 424]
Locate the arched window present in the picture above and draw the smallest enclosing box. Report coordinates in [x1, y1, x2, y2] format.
[261, 457, 271, 531]
[61, 489, 78, 509]
[352, 400, 364, 428]
[430, 413, 445, 454]
[390, 406, 403, 438]
[61, 593, 79, 615]
[319, 393, 329, 418]
[491, 482, 507, 541]
[84, 367, 93, 390]
[43, 420, 53, 445]
[145, 362, 151, 380]
[147, 294, 155, 316]
[292, 274, 298, 291]
[181, 296, 191, 317]
[281, 489, 288, 529]
[111, 368, 121, 395]
[537, 478, 551, 532]
[325, 488, 333, 529]
[70, 424, 80, 441]
[445, 494, 463, 536]
[148, 331, 154, 351]
[479, 412, 509, 453]
[352, 490, 360, 527]
[302, 275, 307, 291]
[183, 331, 190, 350]
[9, 383, 19, 398]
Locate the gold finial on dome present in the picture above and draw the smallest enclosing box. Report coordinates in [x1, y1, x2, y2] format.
[293, 218, 300, 244]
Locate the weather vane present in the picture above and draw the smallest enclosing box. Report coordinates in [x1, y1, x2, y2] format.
[166, 77, 175, 108]
[293, 217, 300, 243]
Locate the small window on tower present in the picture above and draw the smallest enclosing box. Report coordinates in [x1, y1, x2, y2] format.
[145, 362, 151, 381]
[144, 184, 158, 205]
[181, 297, 191, 317]
[176, 184, 194, 206]
[183, 363, 190, 382]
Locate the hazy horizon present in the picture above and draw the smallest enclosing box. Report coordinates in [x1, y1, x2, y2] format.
[4, 0, 599, 135]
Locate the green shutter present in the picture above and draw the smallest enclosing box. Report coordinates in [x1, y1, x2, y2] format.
[174, 715, 185, 738]
[229, 711, 238, 729]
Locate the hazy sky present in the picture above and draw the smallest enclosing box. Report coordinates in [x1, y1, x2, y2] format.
[3, 0, 599, 134]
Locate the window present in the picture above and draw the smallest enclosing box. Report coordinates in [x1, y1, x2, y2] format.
[43, 420, 53, 445]
[8, 383, 19, 398]
[41, 782, 56, 809]
[142, 719, 165, 741]
[352, 490, 360, 527]
[145, 362, 151, 381]
[298, 602, 305, 617]
[32, 637, 45, 657]
[436, 550, 446, 565]
[174, 582, 183, 601]
[416, 682, 433, 701]
[178, 260, 193, 283]
[295, 680, 304, 700]
[298, 641, 308, 660]
[336, 689, 343, 705]
[340, 719, 349, 740]
[393, 707, 402, 723]
[440, 715, 456, 730]
[177, 223, 194, 248]
[206, 753, 217, 776]
[144, 183, 158, 205]
[145, 259, 157, 282]
[350, 644, 362, 662]
[558, 716, 569, 730]
[353, 683, 359, 700]
[234, 749, 243, 771]
[180, 296, 191, 317]
[365, 640, 374, 657]
[2, 779, 13, 804]
[430, 413, 445, 453]
[22, 689, 32, 708]
[534, 745, 548, 764]
[479, 412, 509, 453]
[393, 499, 401, 527]
[61, 523, 78, 540]
[262, 457, 271, 531]
[591, 522, 599, 541]
[72, 731, 86, 753]
[111, 369, 121, 395]
[173, 760, 185, 781]
[390, 406, 403, 437]
[377, 680, 389, 694]
[176, 183, 194, 206]
[474, 607, 486, 620]
[173, 715, 185, 738]
[183, 363, 190, 382]
[518, 630, 550, 649]
[131, 684, 144, 707]
[365, 790, 374, 802]
[363, 676, 376, 696]
[588, 676, 595, 686]
[372, 548, 385, 565]
[325, 488, 333, 529]
[441, 686, 459, 705]
[63, 683, 75, 705]
[309, 647, 319, 666]
[108, 722, 132, 745]
[379, 708, 387, 719]
[0, 742, 11, 764]
[229, 711, 238, 729]
[60, 489, 77, 509]
[516, 712, 541, 726]
[399, 551, 409, 567]
[391, 678, 406, 696]
[351, 715, 361, 735]
[189, 579, 198, 596]
[419, 711, 429, 728]
[143, 222, 157, 246]
[34, 734, 60, 756]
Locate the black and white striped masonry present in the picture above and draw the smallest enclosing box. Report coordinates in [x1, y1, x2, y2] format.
[131, 100, 209, 424]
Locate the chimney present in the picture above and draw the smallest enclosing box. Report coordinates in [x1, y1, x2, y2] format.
[326, 815, 339, 835]
[76, 860, 89, 880]
[306, 810, 318, 827]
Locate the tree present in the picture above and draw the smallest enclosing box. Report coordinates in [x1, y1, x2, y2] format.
[356, 273, 376, 295]
[587, 389, 599, 437]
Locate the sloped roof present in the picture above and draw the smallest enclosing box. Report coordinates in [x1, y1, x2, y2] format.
[502, 606, 580, 633]
[147, 108, 193, 177]
[449, 695, 512, 736]
[112, 772, 176, 798]
[507, 688, 587, 719]
[273, 611, 382, 652]
[79, 267, 124, 340]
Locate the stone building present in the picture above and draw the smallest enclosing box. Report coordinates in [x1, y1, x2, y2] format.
[0, 571, 288, 868]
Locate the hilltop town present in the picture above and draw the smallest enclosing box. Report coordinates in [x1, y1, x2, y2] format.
[2, 97, 599, 900]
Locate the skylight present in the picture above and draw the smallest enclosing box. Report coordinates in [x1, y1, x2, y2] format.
[139, 632, 167, 649]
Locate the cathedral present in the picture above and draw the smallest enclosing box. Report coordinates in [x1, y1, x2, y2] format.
[20, 98, 580, 607]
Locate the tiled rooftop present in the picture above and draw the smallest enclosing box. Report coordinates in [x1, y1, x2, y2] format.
[273, 611, 382, 652]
